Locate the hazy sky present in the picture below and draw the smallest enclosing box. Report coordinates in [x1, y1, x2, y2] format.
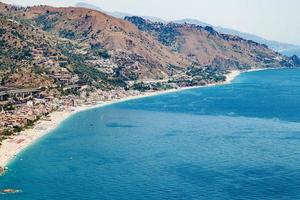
[3, 0, 300, 45]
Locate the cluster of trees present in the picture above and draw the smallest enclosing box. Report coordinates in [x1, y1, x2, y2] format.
[35, 12, 59, 31]
[125, 16, 180, 47]
[131, 82, 174, 92]
[186, 66, 226, 83]
[59, 30, 76, 40]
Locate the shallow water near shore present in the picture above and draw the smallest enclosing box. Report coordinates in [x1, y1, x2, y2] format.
[1, 68, 300, 199]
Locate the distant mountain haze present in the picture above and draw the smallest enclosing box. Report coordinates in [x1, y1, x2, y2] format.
[2, 0, 300, 46]
[75, 2, 167, 23]
[173, 19, 300, 53]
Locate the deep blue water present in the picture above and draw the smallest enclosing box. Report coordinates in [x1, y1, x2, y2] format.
[1, 68, 300, 199]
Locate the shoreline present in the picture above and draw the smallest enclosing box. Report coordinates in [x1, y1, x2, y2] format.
[0, 69, 247, 171]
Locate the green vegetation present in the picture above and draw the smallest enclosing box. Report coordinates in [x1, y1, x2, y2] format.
[24, 116, 40, 128]
[2, 129, 12, 136]
[11, 30, 24, 40]
[107, 77, 127, 88]
[0, 39, 6, 47]
[125, 16, 180, 46]
[186, 66, 226, 83]
[98, 50, 110, 59]
[90, 45, 111, 59]
[35, 12, 59, 31]
[61, 88, 80, 96]
[59, 30, 76, 40]
[13, 125, 23, 133]
[132, 82, 151, 92]
[127, 71, 139, 81]
[12, 48, 32, 60]
[3, 103, 15, 111]
[74, 63, 126, 89]
[0, 28, 6, 35]
[74, 64, 106, 84]
[130, 81, 175, 92]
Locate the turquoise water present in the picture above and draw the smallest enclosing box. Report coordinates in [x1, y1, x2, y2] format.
[1, 68, 300, 199]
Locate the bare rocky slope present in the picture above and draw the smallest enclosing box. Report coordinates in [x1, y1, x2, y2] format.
[125, 16, 300, 71]
[0, 4, 192, 80]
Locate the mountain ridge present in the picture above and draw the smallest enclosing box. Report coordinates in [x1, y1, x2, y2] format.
[74, 2, 299, 53]
[75, 2, 167, 23]
[173, 18, 300, 52]
[0, 2, 299, 92]
[125, 16, 298, 71]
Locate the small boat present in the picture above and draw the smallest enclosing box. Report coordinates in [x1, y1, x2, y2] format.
[0, 189, 21, 194]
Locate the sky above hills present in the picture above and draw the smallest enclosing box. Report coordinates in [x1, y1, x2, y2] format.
[3, 0, 300, 45]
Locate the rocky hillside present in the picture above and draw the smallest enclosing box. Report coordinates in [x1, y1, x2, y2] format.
[0, 2, 299, 92]
[125, 16, 299, 71]
[0, 16, 52, 88]
[0, 4, 192, 80]
[0, 11, 125, 90]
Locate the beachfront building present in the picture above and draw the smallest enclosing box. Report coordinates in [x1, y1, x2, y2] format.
[0, 88, 41, 101]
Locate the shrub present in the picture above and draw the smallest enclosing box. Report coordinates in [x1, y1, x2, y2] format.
[59, 30, 76, 40]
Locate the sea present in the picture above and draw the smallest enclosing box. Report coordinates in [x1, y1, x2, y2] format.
[1, 68, 300, 200]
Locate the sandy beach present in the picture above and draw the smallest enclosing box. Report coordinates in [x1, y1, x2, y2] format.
[0, 70, 241, 171]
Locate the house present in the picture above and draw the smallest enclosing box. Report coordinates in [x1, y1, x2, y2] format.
[0, 88, 41, 101]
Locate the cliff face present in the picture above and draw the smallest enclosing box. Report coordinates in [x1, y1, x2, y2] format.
[125, 16, 299, 70]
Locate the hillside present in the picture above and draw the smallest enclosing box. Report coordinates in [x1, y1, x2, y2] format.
[173, 18, 300, 52]
[0, 2, 299, 91]
[0, 10, 125, 91]
[125, 16, 299, 71]
[0, 4, 192, 81]
[75, 2, 167, 23]
[0, 2, 230, 89]
[74, 2, 299, 53]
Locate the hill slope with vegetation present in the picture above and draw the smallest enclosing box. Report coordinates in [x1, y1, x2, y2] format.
[125, 16, 299, 72]
[0, 2, 299, 91]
